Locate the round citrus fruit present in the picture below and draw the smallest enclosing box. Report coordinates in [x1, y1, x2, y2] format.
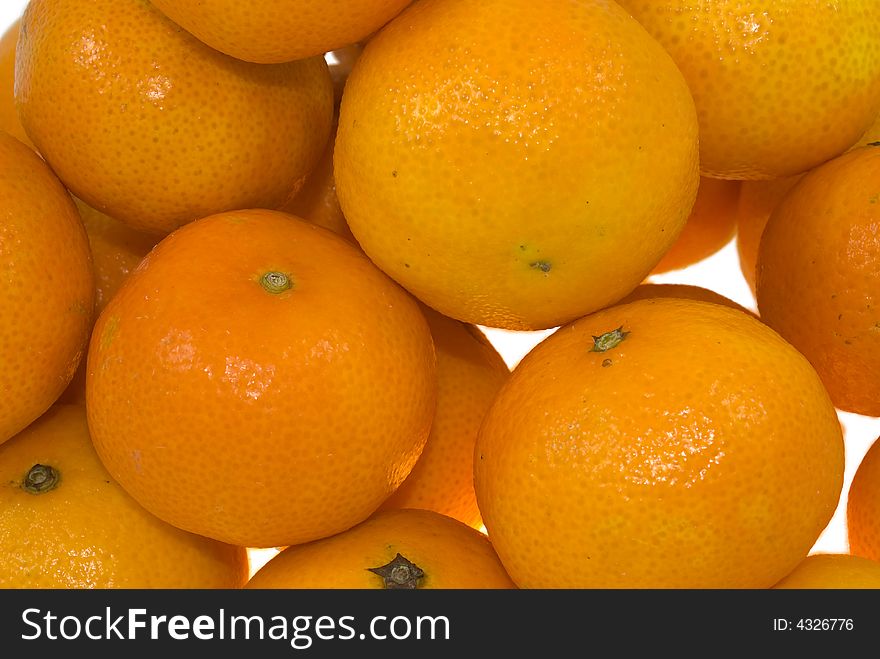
[847, 435, 880, 561]
[15, 0, 334, 235]
[379, 305, 509, 529]
[735, 175, 803, 297]
[756, 144, 880, 416]
[245, 508, 515, 589]
[650, 177, 740, 274]
[335, 0, 700, 331]
[86, 209, 438, 548]
[772, 554, 880, 589]
[0, 404, 248, 588]
[0, 131, 94, 445]
[474, 298, 844, 588]
[0, 18, 30, 148]
[616, 283, 753, 316]
[149, 0, 412, 64]
[616, 0, 880, 180]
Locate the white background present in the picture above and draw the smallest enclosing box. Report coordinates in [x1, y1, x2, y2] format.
[3, 0, 879, 567]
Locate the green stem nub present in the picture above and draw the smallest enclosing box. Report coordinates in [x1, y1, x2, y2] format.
[367, 553, 425, 589]
[260, 271, 292, 294]
[590, 326, 629, 353]
[22, 464, 60, 494]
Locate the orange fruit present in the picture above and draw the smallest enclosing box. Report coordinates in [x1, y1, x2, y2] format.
[617, 1, 880, 180]
[650, 177, 740, 274]
[276, 44, 364, 242]
[74, 199, 158, 316]
[148, 0, 412, 64]
[0, 131, 94, 445]
[0, 404, 248, 588]
[0, 18, 30, 148]
[847, 435, 880, 561]
[15, 0, 334, 235]
[616, 283, 753, 316]
[379, 305, 509, 529]
[335, 0, 700, 331]
[278, 119, 355, 244]
[245, 508, 515, 589]
[474, 298, 844, 588]
[756, 144, 880, 416]
[772, 554, 880, 589]
[735, 106, 878, 298]
[735, 175, 803, 297]
[57, 199, 159, 405]
[86, 209, 438, 548]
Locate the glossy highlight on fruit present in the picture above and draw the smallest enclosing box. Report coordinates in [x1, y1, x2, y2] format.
[86, 209, 438, 548]
[474, 298, 844, 588]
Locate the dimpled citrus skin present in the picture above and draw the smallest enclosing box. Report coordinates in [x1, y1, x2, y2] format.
[617, 1, 880, 180]
[847, 436, 880, 561]
[335, 0, 700, 331]
[86, 209, 438, 548]
[149, 0, 411, 64]
[379, 305, 509, 529]
[756, 145, 880, 417]
[0, 132, 94, 445]
[772, 554, 880, 589]
[245, 508, 515, 589]
[651, 177, 740, 274]
[0, 19, 31, 148]
[15, 0, 334, 235]
[474, 298, 844, 588]
[0, 404, 248, 588]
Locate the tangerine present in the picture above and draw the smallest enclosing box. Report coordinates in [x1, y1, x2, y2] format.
[474, 298, 844, 588]
[772, 554, 880, 589]
[86, 209, 438, 548]
[15, 0, 334, 235]
[735, 175, 803, 298]
[847, 435, 880, 561]
[650, 177, 740, 275]
[0, 404, 248, 588]
[335, 0, 700, 330]
[0, 18, 30, 147]
[756, 144, 880, 416]
[0, 131, 94, 445]
[246, 508, 515, 589]
[380, 305, 509, 529]
[149, 0, 411, 64]
[617, 0, 880, 179]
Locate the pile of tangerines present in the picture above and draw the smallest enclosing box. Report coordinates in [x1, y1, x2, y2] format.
[1, 0, 880, 590]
